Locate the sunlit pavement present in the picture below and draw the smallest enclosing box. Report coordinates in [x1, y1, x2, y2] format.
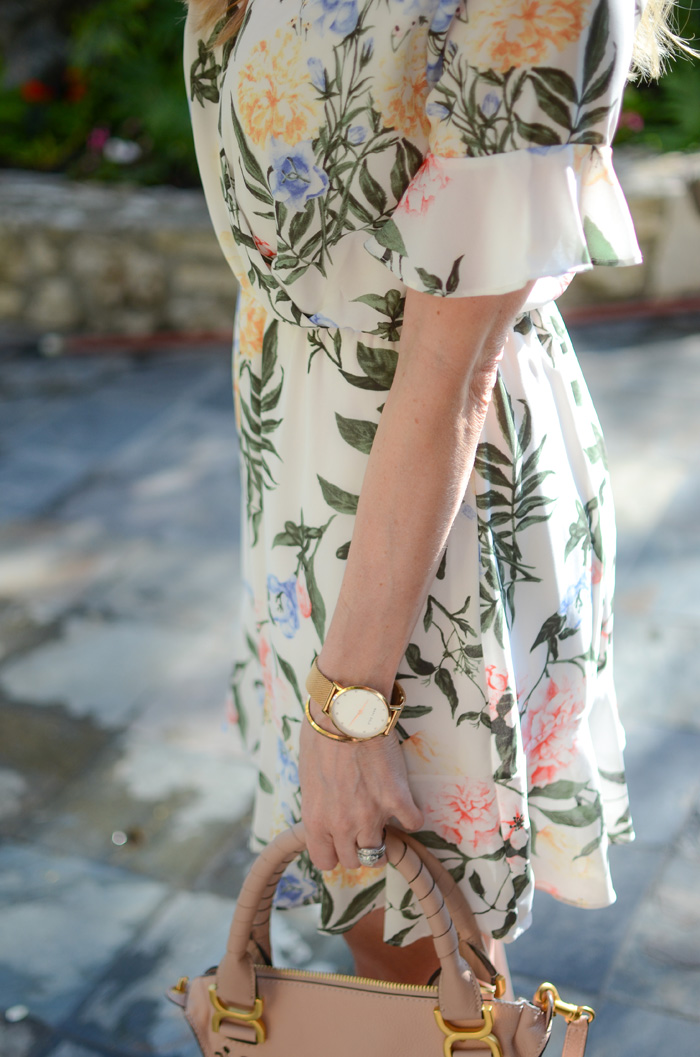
[1, 314, 699, 1057]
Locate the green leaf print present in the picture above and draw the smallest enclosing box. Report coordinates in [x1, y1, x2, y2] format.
[435, 666, 459, 716]
[359, 161, 387, 214]
[317, 475, 360, 515]
[580, 57, 616, 105]
[230, 100, 270, 195]
[514, 116, 563, 146]
[583, 0, 610, 89]
[277, 652, 304, 707]
[530, 779, 591, 799]
[335, 413, 377, 455]
[332, 880, 386, 931]
[405, 643, 436, 676]
[289, 200, 315, 246]
[258, 770, 274, 794]
[529, 76, 572, 130]
[530, 67, 579, 103]
[536, 802, 602, 828]
[190, 38, 221, 106]
[476, 382, 553, 629]
[372, 218, 408, 256]
[583, 216, 617, 264]
[468, 871, 486, 899]
[446, 256, 464, 296]
[336, 541, 351, 560]
[415, 267, 443, 295]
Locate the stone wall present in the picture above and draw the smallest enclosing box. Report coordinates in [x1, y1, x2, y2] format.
[0, 171, 238, 337]
[1, 152, 700, 338]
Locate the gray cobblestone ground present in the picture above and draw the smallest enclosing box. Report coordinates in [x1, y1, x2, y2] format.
[1, 314, 699, 1057]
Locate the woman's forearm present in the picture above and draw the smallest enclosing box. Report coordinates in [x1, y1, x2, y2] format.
[317, 283, 534, 699]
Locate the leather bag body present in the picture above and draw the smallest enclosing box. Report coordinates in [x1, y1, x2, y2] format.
[167, 823, 593, 1057]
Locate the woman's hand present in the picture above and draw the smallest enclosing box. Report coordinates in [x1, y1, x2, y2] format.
[299, 700, 423, 871]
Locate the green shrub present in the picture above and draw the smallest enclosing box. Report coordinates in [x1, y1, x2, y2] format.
[0, 0, 199, 186]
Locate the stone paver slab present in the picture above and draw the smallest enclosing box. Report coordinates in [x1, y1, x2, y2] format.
[0, 700, 111, 837]
[0, 844, 167, 1024]
[619, 725, 700, 846]
[0, 615, 228, 728]
[34, 735, 256, 886]
[614, 615, 700, 732]
[607, 850, 700, 1017]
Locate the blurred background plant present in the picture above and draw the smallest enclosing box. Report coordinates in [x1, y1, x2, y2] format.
[0, 0, 698, 188]
[0, 0, 197, 186]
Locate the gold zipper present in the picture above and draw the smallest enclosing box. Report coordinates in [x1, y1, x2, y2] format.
[254, 964, 437, 993]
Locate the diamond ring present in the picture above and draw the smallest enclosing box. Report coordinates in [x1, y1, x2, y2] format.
[357, 844, 386, 866]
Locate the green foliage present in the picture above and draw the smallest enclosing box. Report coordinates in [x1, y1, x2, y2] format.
[617, 0, 700, 152]
[0, 0, 199, 185]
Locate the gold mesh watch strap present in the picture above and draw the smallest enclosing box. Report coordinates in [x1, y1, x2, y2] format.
[305, 658, 405, 711]
[305, 658, 336, 711]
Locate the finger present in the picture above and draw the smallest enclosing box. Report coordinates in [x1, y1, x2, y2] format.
[389, 797, 424, 833]
[353, 826, 388, 869]
[305, 827, 339, 872]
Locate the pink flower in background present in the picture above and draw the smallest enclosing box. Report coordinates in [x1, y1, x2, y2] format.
[618, 111, 644, 132]
[296, 571, 312, 619]
[522, 675, 584, 787]
[426, 778, 500, 851]
[87, 127, 110, 153]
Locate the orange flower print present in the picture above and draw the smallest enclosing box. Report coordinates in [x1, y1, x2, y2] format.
[375, 26, 431, 141]
[322, 862, 382, 888]
[425, 778, 501, 851]
[468, 0, 589, 74]
[521, 674, 585, 787]
[237, 28, 323, 148]
[396, 154, 450, 216]
[238, 287, 266, 359]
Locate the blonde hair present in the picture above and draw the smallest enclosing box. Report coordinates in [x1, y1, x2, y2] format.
[185, 0, 696, 80]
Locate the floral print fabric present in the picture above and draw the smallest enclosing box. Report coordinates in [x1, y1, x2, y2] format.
[183, 0, 639, 944]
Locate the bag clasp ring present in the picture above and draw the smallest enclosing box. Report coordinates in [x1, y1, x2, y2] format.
[208, 984, 266, 1042]
[434, 1003, 503, 1057]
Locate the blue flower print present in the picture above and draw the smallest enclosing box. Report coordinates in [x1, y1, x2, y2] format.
[347, 125, 367, 146]
[480, 92, 501, 118]
[427, 99, 450, 120]
[273, 871, 319, 908]
[431, 0, 459, 34]
[302, 0, 359, 37]
[309, 312, 338, 327]
[267, 574, 300, 638]
[307, 57, 328, 92]
[558, 570, 591, 630]
[269, 139, 329, 213]
[277, 736, 300, 787]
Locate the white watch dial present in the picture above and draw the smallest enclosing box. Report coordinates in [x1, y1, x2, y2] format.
[330, 687, 390, 738]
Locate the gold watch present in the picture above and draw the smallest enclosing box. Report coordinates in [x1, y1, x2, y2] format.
[305, 657, 406, 742]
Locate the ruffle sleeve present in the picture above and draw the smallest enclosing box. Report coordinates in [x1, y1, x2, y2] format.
[364, 0, 644, 299]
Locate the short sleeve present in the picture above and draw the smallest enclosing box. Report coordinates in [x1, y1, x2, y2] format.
[363, 0, 644, 299]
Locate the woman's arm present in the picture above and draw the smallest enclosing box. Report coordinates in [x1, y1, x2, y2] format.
[300, 280, 534, 871]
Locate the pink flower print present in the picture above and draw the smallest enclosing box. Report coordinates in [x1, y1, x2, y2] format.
[425, 779, 501, 852]
[258, 634, 275, 701]
[590, 557, 603, 585]
[522, 675, 585, 788]
[396, 153, 450, 217]
[296, 571, 312, 619]
[502, 809, 529, 853]
[253, 234, 277, 259]
[485, 664, 511, 720]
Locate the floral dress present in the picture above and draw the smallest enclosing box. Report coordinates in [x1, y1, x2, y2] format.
[183, 0, 642, 944]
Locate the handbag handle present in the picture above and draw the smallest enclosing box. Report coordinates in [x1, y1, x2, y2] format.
[247, 825, 502, 991]
[216, 822, 485, 1025]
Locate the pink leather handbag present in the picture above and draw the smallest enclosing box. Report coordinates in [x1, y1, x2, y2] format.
[167, 823, 594, 1057]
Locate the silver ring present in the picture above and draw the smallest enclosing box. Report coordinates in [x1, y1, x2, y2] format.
[357, 844, 386, 866]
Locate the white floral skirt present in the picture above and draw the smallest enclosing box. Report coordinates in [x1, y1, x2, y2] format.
[227, 286, 633, 945]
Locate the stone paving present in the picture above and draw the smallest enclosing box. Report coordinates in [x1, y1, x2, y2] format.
[1, 313, 699, 1057]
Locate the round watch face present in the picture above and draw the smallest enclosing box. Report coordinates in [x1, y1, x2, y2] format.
[330, 687, 390, 739]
